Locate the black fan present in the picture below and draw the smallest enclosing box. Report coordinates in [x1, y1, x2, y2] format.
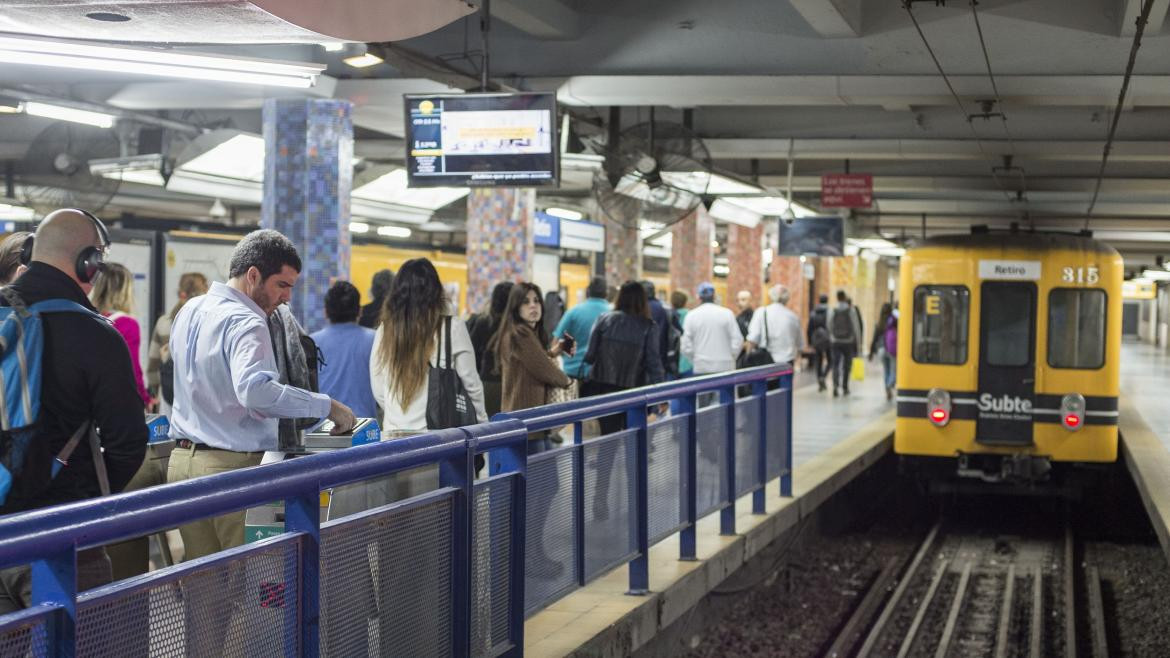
[18, 122, 121, 214]
[592, 120, 712, 228]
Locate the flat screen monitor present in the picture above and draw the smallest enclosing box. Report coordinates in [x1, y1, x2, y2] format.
[404, 92, 559, 188]
[777, 217, 845, 256]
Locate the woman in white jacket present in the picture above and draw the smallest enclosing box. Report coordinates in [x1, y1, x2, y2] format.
[369, 258, 487, 433]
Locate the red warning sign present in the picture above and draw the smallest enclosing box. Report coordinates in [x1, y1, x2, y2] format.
[821, 174, 873, 208]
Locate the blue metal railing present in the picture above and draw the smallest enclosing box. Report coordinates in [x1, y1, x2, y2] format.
[0, 363, 793, 657]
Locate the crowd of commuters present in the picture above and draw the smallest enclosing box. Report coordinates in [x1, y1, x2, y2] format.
[0, 206, 897, 615]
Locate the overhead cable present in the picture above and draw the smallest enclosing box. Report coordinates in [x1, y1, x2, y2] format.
[902, 2, 1018, 206]
[1085, 0, 1157, 225]
[969, 0, 1028, 204]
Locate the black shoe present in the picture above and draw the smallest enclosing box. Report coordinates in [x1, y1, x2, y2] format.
[843, 388, 850, 396]
[885, 387, 893, 401]
[818, 381, 827, 392]
[833, 388, 839, 398]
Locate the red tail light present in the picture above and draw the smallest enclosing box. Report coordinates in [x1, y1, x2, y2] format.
[1060, 393, 1085, 431]
[926, 388, 951, 427]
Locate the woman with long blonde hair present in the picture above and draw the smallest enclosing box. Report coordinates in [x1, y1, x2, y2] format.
[147, 272, 209, 409]
[90, 262, 151, 407]
[369, 258, 486, 432]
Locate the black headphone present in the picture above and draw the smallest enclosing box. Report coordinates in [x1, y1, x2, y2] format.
[20, 209, 110, 283]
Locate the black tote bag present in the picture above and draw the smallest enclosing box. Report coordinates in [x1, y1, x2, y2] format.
[426, 317, 479, 430]
[737, 307, 776, 369]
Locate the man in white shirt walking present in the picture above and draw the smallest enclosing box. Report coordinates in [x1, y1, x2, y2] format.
[168, 229, 355, 560]
[682, 282, 743, 375]
[745, 284, 804, 366]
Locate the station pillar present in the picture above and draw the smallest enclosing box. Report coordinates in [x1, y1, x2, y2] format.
[726, 223, 765, 308]
[603, 213, 641, 288]
[466, 188, 536, 315]
[670, 206, 715, 305]
[261, 98, 353, 334]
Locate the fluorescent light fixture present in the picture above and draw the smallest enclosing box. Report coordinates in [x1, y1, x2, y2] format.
[353, 169, 468, 211]
[872, 247, 906, 258]
[0, 34, 322, 88]
[89, 154, 166, 186]
[562, 152, 605, 171]
[377, 225, 412, 238]
[544, 207, 584, 221]
[708, 197, 762, 228]
[763, 248, 774, 263]
[24, 102, 115, 128]
[343, 53, 383, 68]
[713, 264, 730, 276]
[0, 203, 35, 221]
[661, 171, 762, 196]
[103, 169, 167, 186]
[0, 97, 21, 114]
[321, 42, 346, 52]
[1140, 269, 1170, 281]
[847, 238, 898, 250]
[721, 196, 816, 218]
[643, 245, 671, 259]
[350, 222, 370, 234]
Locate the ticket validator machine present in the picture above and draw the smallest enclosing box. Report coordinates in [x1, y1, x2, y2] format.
[244, 418, 382, 542]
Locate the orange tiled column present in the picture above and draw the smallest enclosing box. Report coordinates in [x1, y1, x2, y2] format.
[726, 223, 764, 309]
[669, 206, 715, 302]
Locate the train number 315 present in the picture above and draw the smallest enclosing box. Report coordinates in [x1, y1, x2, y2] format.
[1061, 266, 1099, 284]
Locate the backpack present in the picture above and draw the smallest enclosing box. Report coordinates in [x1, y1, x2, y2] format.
[0, 288, 109, 506]
[830, 307, 855, 342]
[664, 310, 683, 376]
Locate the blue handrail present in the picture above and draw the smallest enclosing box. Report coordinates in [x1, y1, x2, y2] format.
[0, 363, 795, 657]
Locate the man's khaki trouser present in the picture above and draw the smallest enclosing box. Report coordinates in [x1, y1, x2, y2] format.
[166, 444, 263, 561]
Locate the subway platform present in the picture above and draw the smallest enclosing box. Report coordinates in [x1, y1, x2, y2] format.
[1116, 340, 1170, 565]
[524, 359, 896, 657]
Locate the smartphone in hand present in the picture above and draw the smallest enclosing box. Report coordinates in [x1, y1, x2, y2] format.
[560, 333, 576, 355]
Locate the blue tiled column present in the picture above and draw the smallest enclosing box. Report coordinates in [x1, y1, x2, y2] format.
[261, 98, 353, 333]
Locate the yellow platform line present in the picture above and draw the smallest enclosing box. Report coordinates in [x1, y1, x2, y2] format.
[1118, 396, 1170, 566]
[525, 410, 895, 657]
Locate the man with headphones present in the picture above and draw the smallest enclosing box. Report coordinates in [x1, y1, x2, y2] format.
[0, 209, 148, 613]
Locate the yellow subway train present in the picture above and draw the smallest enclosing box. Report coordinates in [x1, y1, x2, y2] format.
[894, 230, 1123, 482]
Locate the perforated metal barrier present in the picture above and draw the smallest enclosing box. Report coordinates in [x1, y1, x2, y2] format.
[0, 366, 793, 657]
[77, 534, 303, 658]
[320, 491, 456, 658]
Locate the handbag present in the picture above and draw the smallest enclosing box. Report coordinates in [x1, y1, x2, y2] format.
[738, 307, 775, 369]
[851, 356, 866, 381]
[547, 378, 577, 406]
[426, 317, 480, 430]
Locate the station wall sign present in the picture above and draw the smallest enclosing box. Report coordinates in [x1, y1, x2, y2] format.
[534, 211, 561, 247]
[559, 219, 606, 253]
[821, 174, 873, 208]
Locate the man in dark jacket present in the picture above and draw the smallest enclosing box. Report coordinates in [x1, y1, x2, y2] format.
[807, 294, 832, 392]
[640, 280, 674, 377]
[0, 209, 148, 613]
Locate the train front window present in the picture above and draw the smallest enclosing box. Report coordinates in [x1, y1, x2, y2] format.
[981, 283, 1034, 367]
[912, 285, 969, 365]
[1048, 289, 1106, 369]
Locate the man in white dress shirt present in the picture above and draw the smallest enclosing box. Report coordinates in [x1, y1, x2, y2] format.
[167, 229, 355, 559]
[681, 282, 743, 375]
[745, 285, 804, 366]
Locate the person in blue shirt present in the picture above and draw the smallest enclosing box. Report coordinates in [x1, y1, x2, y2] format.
[311, 281, 378, 419]
[553, 277, 610, 381]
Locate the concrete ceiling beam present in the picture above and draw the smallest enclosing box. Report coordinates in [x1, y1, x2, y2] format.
[545, 75, 1170, 108]
[789, 0, 862, 38]
[490, 0, 581, 39]
[706, 139, 1170, 162]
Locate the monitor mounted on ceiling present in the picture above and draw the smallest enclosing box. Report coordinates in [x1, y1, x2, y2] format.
[404, 92, 559, 188]
[777, 216, 845, 256]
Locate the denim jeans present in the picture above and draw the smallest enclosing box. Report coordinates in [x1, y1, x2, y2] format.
[882, 351, 896, 390]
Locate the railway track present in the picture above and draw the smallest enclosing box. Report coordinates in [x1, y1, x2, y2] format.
[827, 513, 1113, 658]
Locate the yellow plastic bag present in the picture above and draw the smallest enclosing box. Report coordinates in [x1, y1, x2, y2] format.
[851, 357, 866, 381]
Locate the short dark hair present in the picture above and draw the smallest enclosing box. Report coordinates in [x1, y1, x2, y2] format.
[819, 294, 829, 304]
[836, 290, 847, 302]
[670, 290, 688, 309]
[229, 229, 301, 280]
[586, 276, 607, 299]
[640, 279, 656, 300]
[370, 269, 394, 300]
[616, 281, 650, 319]
[325, 280, 361, 323]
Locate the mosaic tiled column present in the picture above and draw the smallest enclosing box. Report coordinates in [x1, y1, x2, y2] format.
[771, 255, 809, 335]
[726, 223, 765, 308]
[603, 214, 640, 288]
[261, 98, 353, 334]
[466, 188, 535, 314]
[670, 206, 715, 303]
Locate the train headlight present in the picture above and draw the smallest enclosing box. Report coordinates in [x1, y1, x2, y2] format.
[1060, 393, 1085, 431]
[927, 388, 951, 427]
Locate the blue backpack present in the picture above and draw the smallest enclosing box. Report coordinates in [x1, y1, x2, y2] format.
[0, 287, 108, 506]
